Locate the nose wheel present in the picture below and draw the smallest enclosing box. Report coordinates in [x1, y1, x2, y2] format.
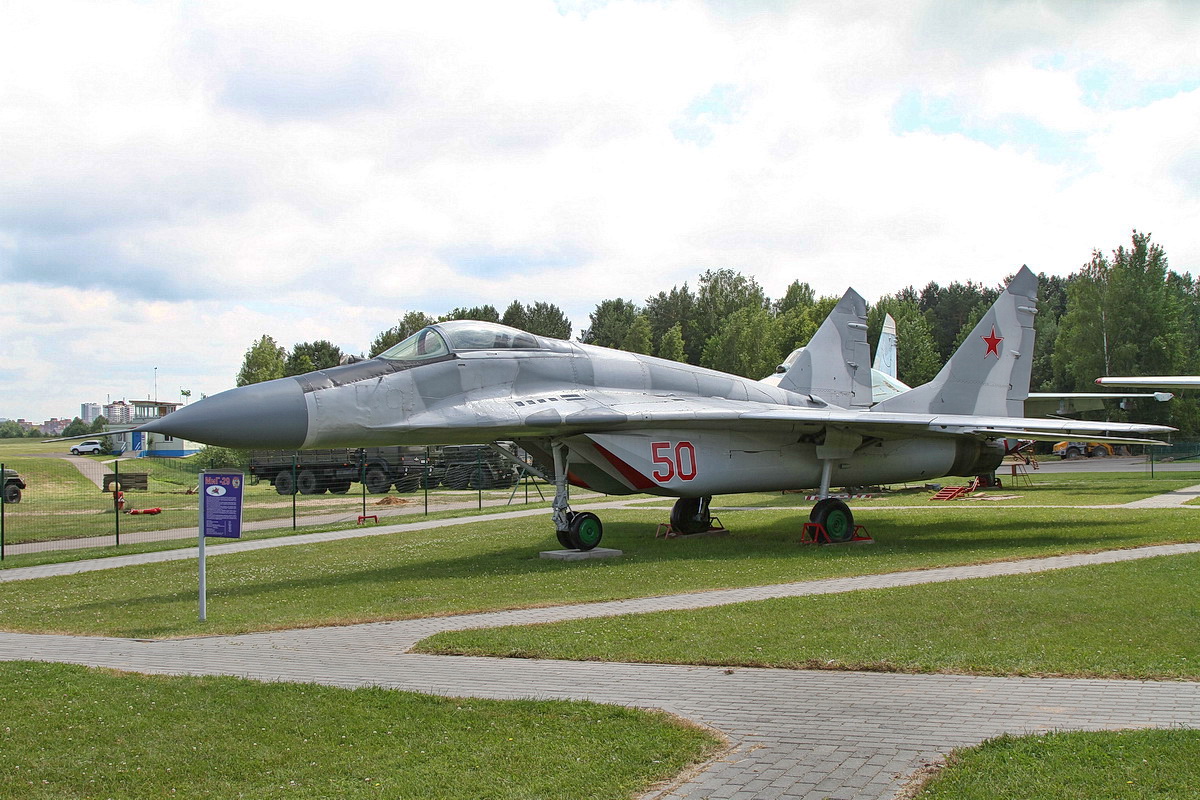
[550, 442, 605, 551]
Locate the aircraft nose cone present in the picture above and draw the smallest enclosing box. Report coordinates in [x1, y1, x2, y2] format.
[140, 377, 309, 449]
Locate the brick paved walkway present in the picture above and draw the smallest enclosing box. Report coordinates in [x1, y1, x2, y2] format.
[2, 541, 1198, 799]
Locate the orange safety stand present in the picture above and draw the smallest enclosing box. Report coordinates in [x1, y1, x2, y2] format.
[800, 522, 873, 545]
[655, 516, 726, 539]
[357, 515, 379, 525]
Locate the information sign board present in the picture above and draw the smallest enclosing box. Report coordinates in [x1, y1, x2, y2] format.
[200, 470, 244, 539]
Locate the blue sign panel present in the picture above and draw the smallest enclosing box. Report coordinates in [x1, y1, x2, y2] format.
[201, 470, 244, 539]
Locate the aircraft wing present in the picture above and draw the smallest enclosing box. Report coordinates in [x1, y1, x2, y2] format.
[410, 389, 1174, 446]
[1097, 376, 1200, 389]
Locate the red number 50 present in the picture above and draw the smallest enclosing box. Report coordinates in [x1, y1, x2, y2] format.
[651, 441, 697, 482]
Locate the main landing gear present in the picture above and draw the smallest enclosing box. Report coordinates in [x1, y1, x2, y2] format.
[808, 497, 855, 543]
[670, 496, 713, 534]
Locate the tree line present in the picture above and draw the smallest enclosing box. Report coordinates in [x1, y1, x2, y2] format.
[0, 416, 109, 439]
[236, 230, 1199, 435]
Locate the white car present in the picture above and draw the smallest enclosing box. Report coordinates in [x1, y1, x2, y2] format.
[71, 440, 103, 455]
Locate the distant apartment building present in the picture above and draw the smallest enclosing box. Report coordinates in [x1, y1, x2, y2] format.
[41, 418, 69, 436]
[81, 403, 102, 424]
[103, 400, 133, 424]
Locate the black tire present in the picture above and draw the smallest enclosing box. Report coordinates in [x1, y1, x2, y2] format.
[442, 464, 473, 490]
[296, 470, 324, 495]
[811, 498, 854, 543]
[71, 448, 80, 455]
[567, 512, 604, 551]
[274, 470, 296, 495]
[393, 474, 421, 493]
[670, 496, 712, 535]
[327, 480, 352, 494]
[363, 466, 392, 494]
[556, 529, 574, 549]
[2, 484, 20, 504]
[1065, 447, 1082, 459]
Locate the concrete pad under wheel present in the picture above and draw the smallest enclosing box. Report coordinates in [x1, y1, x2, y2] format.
[539, 547, 624, 561]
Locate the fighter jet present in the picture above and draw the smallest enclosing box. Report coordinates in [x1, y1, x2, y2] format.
[140, 266, 1171, 550]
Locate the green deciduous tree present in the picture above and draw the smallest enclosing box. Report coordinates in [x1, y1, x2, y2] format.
[441, 305, 501, 323]
[580, 299, 640, 347]
[236, 335, 287, 386]
[620, 315, 653, 354]
[61, 417, 89, 437]
[657, 323, 686, 362]
[644, 284, 698, 363]
[285, 340, 344, 376]
[700, 306, 781, 379]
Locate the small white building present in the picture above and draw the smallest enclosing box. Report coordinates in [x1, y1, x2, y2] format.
[105, 400, 201, 458]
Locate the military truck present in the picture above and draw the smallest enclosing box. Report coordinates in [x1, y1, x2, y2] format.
[247, 447, 428, 495]
[247, 445, 524, 495]
[2, 468, 26, 504]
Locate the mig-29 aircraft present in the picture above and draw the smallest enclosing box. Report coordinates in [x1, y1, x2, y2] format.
[140, 267, 1171, 550]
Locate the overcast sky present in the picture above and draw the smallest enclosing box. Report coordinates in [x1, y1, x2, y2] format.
[2, 0, 1198, 423]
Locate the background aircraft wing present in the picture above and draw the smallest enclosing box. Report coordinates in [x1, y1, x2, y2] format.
[1097, 376, 1200, 389]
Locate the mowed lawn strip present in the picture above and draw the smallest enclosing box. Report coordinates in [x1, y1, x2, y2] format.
[1, 504, 1199, 638]
[0, 661, 718, 800]
[913, 729, 1200, 800]
[418, 552, 1200, 681]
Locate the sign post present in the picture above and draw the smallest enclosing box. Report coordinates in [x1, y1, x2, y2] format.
[198, 469, 244, 622]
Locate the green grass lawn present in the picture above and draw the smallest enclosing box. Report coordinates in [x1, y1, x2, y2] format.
[0, 661, 718, 800]
[417, 551, 1200, 680]
[914, 729, 1200, 799]
[0, 449, 559, 546]
[1, 503, 1199, 638]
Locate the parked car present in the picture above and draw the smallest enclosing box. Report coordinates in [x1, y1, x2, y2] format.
[71, 440, 104, 455]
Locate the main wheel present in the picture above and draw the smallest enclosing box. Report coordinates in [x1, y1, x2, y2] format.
[567, 512, 604, 551]
[1064, 446, 1082, 459]
[274, 470, 296, 495]
[810, 498, 854, 543]
[296, 470, 323, 495]
[2, 484, 20, 504]
[363, 466, 392, 494]
[327, 480, 352, 494]
[670, 496, 712, 535]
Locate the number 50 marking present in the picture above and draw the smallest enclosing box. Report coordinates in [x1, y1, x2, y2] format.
[651, 441, 698, 482]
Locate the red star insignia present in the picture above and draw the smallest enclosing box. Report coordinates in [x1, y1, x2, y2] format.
[981, 325, 1002, 358]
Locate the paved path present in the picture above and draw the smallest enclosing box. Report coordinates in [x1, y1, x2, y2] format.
[2, 542, 1198, 799]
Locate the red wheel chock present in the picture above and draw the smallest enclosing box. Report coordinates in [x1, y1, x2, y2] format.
[800, 523, 873, 545]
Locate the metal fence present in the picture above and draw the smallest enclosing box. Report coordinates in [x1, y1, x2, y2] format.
[0, 446, 549, 563]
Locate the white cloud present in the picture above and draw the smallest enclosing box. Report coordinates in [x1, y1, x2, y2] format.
[2, 0, 1199, 421]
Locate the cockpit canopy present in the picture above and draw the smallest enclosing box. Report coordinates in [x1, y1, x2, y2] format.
[377, 321, 544, 362]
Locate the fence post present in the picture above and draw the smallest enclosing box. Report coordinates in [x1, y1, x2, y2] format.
[477, 448, 483, 510]
[291, 455, 298, 530]
[360, 456, 367, 519]
[424, 446, 430, 516]
[114, 460, 121, 547]
[1, 461, 6, 561]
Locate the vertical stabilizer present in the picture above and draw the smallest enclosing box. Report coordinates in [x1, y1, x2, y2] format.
[765, 288, 872, 408]
[873, 314, 898, 378]
[873, 266, 1038, 417]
